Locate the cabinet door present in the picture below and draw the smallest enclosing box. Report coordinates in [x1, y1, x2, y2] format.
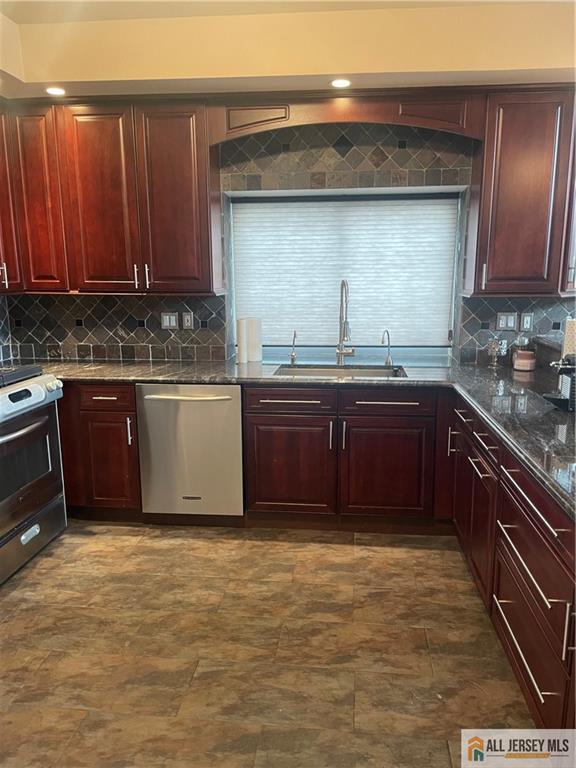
[452, 431, 474, 551]
[59, 105, 141, 292]
[244, 414, 337, 514]
[80, 411, 140, 509]
[0, 111, 22, 292]
[478, 91, 573, 294]
[339, 416, 435, 516]
[561, 171, 575, 295]
[9, 106, 68, 291]
[135, 104, 216, 293]
[468, 448, 497, 605]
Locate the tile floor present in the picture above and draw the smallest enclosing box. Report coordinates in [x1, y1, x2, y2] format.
[0, 523, 532, 767]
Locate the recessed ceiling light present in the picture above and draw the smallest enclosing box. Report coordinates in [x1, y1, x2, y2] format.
[330, 79, 351, 89]
[46, 87, 66, 96]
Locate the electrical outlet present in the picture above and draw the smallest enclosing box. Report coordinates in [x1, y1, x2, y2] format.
[161, 312, 179, 330]
[520, 312, 534, 332]
[496, 312, 518, 331]
[182, 312, 194, 329]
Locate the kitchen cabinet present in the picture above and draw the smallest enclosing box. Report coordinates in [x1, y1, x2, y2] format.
[59, 383, 141, 511]
[0, 109, 22, 292]
[134, 104, 222, 293]
[9, 105, 68, 291]
[452, 429, 474, 551]
[561, 170, 575, 295]
[244, 414, 337, 514]
[339, 415, 435, 516]
[58, 104, 141, 292]
[475, 90, 574, 295]
[467, 445, 497, 605]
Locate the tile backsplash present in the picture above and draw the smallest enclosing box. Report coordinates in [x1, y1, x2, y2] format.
[0, 296, 10, 363]
[7, 295, 229, 363]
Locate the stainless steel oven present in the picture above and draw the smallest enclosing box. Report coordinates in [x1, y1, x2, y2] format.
[0, 367, 66, 584]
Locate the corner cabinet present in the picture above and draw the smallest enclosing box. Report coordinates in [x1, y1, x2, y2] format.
[474, 90, 574, 295]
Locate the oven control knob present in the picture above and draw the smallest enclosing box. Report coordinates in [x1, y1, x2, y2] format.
[56, 379, 63, 388]
[46, 380, 58, 392]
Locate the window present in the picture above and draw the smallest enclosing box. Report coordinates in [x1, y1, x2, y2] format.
[231, 195, 460, 347]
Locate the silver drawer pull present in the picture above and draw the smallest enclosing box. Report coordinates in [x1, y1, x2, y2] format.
[468, 456, 491, 480]
[329, 420, 334, 451]
[20, 524, 40, 546]
[259, 399, 322, 404]
[473, 431, 499, 453]
[91, 396, 118, 401]
[562, 601, 572, 662]
[145, 395, 232, 402]
[447, 426, 459, 457]
[501, 467, 560, 539]
[354, 400, 420, 406]
[493, 595, 549, 705]
[496, 520, 553, 610]
[126, 417, 133, 446]
[342, 420, 347, 451]
[454, 408, 473, 424]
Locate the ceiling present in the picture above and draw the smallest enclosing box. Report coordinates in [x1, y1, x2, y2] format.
[0, 1, 484, 25]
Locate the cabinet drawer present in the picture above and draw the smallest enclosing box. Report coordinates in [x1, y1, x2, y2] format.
[339, 387, 436, 416]
[243, 387, 337, 414]
[79, 384, 136, 412]
[493, 545, 569, 727]
[497, 483, 574, 660]
[500, 448, 575, 568]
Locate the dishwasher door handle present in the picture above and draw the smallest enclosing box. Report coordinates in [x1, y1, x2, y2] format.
[144, 395, 232, 402]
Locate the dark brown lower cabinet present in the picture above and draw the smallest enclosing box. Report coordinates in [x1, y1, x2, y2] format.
[452, 430, 474, 550]
[467, 446, 497, 605]
[79, 411, 141, 509]
[244, 414, 337, 514]
[339, 416, 435, 516]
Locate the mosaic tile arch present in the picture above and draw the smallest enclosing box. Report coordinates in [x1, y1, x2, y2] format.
[219, 122, 475, 192]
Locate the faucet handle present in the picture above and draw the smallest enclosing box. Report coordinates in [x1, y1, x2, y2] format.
[290, 330, 297, 365]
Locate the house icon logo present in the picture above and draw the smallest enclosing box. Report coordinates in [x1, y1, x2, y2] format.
[467, 736, 485, 762]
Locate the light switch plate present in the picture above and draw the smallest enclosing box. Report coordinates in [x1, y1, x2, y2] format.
[520, 312, 534, 332]
[161, 312, 179, 330]
[496, 312, 518, 331]
[182, 312, 194, 329]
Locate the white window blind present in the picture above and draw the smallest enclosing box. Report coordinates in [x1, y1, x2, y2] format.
[232, 196, 459, 346]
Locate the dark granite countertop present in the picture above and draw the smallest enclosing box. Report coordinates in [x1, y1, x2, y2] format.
[4, 359, 574, 519]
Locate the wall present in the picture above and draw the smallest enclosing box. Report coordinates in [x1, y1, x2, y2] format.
[7, 295, 229, 363]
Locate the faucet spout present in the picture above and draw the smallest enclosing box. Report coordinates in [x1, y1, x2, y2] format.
[336, 280, 355, 365]
[381, 329, 393, 367]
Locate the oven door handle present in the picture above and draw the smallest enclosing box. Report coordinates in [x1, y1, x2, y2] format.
[0, 417, 48, 446]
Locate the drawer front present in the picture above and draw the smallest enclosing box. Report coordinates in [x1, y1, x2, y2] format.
[243, 387, 337, 414]
[493, 545, 569, 727]
[453, 396, 475, 432]
[79, 384, 136, 412]
[339, 387, 436, 416]
[498, 483, 574, 658]
[500, 448, 575, 568]
[470, 420, 501, 467]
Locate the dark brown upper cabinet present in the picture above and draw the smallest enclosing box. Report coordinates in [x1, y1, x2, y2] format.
[561, 169, 575, 295]
[58, 104, 141, 292]
[134, 104, 222, 294]
[475, 90, 574, 295]
[9, 105, 68, 291]
[0, 109, 23, 292]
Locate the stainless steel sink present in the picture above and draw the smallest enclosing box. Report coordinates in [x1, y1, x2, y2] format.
[274, 364, 407, 379]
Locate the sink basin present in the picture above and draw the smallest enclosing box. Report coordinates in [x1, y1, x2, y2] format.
[274, 364, 407, 379]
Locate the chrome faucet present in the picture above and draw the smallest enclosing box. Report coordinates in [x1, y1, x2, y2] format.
[381, 329, 393, 367]
[336, 279, 355, 365]
[290, 330, 297, 366]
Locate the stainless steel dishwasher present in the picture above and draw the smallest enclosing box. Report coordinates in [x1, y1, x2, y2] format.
[136, 384, 243, 517]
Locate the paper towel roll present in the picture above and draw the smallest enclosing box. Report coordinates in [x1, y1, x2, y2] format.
[562, 318, 576, 357]
[236, 318, 248, 364]
[245, 317, 262, 362]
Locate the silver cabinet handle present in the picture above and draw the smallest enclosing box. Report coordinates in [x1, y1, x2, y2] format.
[493, 595, 548, 704]
[496, 520, 553, 610]
[447, 426, 460, 457]
[354, 400, 420, 406]
[329, 421, 333, 451]
[0, 417, 48, 446]
[481, 262, 487, 290]
[0, 262, 8, 289]
[473, 431, 498, 453]
[259, 399, 322, 405]
[133, 264, 139, 289]
[126, 416, 133, 446]
[144, 394, 232, 402]
[501, 467, 560, 539]
[92, 396, 118, 401]
[562, 601, 572, 661]
[454, 408, 473, 424]
[342, 420, 347, 451]
[144, 263, 151, 289]
[468, 456, 491, 480]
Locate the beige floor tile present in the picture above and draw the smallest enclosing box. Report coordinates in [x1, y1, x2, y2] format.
[355, 671, 532, 737]
[178, 661, 355, 730]
[425, 624, 507, 660]
[57, 712, 261, 768]
[354, 533, 460, 551]
[255, 727, 452, 768]
[0, 706, 87, 768]
[276, 619, 432, 674]
[11, 650, 198, 715]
